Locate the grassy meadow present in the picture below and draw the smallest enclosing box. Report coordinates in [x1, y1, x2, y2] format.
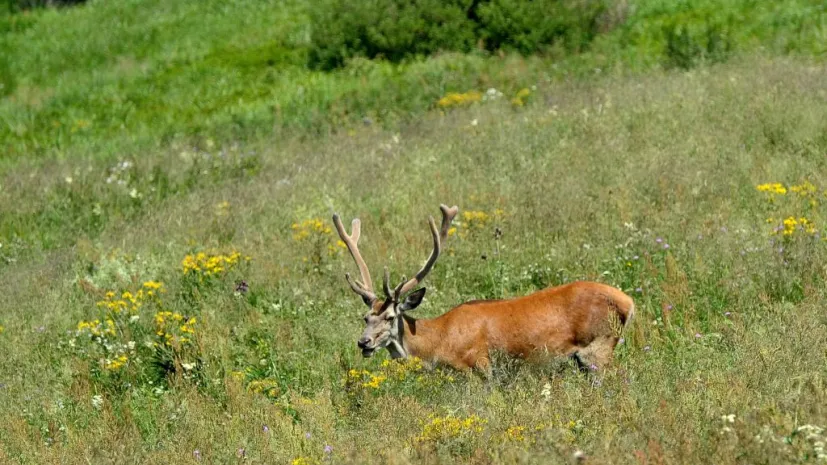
[2, 1, 827, 464]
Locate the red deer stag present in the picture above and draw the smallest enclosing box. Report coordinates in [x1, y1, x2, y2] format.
[332, 204, 635, 373]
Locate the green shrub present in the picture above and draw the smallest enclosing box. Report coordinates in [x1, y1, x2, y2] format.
[308, 0, 616, 69]
[662, 9, 734, 69]
[477, 0, 610, 54]
[309, 0, 478, 70]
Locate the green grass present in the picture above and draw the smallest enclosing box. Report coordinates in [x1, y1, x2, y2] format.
[1, 0, 827, 463]
[0, 0, 824, 165]
[1, 55, 827, 463]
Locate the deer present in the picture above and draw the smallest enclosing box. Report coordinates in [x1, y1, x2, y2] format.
[332, 204, 635, 375]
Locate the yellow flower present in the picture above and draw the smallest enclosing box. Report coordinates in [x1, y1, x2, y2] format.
[416, 414, 487, 443]
[437, 91, 482, 108]
[504, 425, 527, 442]
[756, 183, 787, 195]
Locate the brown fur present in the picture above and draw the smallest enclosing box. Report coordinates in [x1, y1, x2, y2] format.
[400, 281, 634, 372]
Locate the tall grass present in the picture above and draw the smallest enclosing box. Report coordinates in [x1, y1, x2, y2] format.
[1, 56, 826, 463]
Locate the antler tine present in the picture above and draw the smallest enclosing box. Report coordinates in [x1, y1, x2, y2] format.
[394, 215, 441, 299]
[382, 267, 393, 299]
[333, 213, 376, 303]
[438, 204, 459, 243]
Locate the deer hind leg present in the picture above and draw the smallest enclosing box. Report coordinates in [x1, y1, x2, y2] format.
[572, 335, 618, 371]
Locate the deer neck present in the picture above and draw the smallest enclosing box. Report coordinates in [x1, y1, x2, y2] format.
[392, 315, 442, 363]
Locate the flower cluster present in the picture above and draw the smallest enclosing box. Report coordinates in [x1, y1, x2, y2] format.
[344, 357, 454, 393]
[247, 378, 280, 398]
[292, 218, 346, 264]
[757, 181, 824, 239]
[291, 218, 332, 241]
[415, 414, 487, 443]
[756, 182, 787, 195]
[154, 311, 196, 346]
[437, 91, 482, 109]
[96, 281, 163, 315]
[76, 318, 116, 338]
[447, 209, 505, 239]
[181, 251, 248, 278]
[511, 88, 531, 107]
[767, 216, 817, 237]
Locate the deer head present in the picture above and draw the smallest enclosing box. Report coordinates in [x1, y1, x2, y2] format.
[332, 204, 458, 358]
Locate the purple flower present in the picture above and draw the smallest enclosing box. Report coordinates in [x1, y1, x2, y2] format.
[665, 304, 673, 311]
[656, 237, 663, 243]
[305, 432, 312, 439]
[324, 445, 333, 454]
[643, 345, 651, 352]
[237, 448, 246, 458]
[193, 450, 201, 461]
[694, 333, 702, 339]
[663, 243, 670, 249]
[617, 337, 625, 345]
[589, 364, 598, 371]
[262, 425, 269, 433]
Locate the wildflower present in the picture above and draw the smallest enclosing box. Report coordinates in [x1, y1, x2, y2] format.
[756, 183, 787, 195]
[724, 312, 732, 317]
[304, 432, 312, 439]
[263, 425, 270, 433]
[721, 414, 736, 423]
[695, 333, 702, 339]
[643, 345, 651, 352]
[291, 458, 314, 465]
[91, 394, 103, 410]
[504, 425, 527, 442]
[415, 414, 487, 443]
[193, 449, 201, 461]
[437, 90, 482, 108]
[617, 337, 625, 345]
[324, 445, 333, 454]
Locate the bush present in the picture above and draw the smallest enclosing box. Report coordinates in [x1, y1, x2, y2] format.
[309, 0, 479, 70]
[477, 0, 609, 55]
[309, 0, 615, 70]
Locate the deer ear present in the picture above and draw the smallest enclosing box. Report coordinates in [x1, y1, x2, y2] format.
[399, 288, 426, 312]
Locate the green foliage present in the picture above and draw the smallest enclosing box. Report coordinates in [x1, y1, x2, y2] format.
[477, 0, 610, 54]
[1, 57, 827, 462]
[309, 0, 478, 70]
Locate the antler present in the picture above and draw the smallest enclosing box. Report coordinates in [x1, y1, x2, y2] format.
[393, 204, 459, 299]
[333, 213, 376, 304]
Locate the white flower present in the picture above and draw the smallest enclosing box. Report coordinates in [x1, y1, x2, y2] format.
[129, 315, 140, 323]
[182, 362, 196, 371]
[540, 382, 552, 401]
[91, 395, 104, 410]
[721, 414, 736, 424]
[127, 341, 136, 350]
